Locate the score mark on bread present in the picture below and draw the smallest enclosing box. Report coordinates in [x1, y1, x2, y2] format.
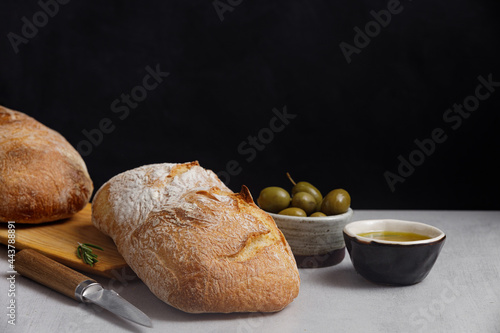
[92, 161, 300, 313]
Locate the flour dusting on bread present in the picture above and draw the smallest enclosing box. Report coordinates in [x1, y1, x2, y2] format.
[92, 161, 300, 313]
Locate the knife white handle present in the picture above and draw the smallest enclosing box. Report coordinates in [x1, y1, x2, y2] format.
[15, 249, 96, 301]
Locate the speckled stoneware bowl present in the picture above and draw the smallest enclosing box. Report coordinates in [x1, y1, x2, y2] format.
[269, 208, 353, 268]
[343, 219, 446, 285]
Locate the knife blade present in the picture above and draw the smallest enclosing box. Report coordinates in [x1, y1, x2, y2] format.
[15, 249, 152, 327]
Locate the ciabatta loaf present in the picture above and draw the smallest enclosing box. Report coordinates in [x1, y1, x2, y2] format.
[91, 161, 300, 313]
[0, 105, 93, 223]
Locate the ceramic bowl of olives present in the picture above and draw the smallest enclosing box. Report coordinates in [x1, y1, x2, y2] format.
[343, 219, 446, 285]
[257, 174, 353, 268]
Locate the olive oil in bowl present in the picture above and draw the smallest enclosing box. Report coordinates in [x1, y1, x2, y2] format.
[343, 219, 446, 285]
[357, 231, 432, 242]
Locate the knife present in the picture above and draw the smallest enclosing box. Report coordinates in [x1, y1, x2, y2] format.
[15, 249, 152, 327]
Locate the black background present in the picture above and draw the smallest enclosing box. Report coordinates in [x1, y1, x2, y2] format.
[1, 0, 499, 210]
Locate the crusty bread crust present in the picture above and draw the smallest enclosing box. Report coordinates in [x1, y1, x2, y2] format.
[92, 162, 300, 313]
[0, 105, 93, 223]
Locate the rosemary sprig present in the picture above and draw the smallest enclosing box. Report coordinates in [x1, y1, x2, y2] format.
[76, 242, 104, 267]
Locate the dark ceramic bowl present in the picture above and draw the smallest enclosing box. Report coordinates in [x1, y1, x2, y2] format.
[343, 219, 446, 285]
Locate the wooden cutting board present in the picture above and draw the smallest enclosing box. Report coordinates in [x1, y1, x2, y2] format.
[0, 204, 129, 278]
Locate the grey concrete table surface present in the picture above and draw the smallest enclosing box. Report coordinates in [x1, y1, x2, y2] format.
[1, 210, 499, 333]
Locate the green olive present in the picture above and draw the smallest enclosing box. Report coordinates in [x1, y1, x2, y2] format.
[291, 181, 323, 207]
[315, 200, 322, 212]
[279, 207, 307, 217]
[310, 211, 327, 217]
[257, 187, 291, 213]
[291, 192, 317, 215]
[321, 189, 351, 215]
